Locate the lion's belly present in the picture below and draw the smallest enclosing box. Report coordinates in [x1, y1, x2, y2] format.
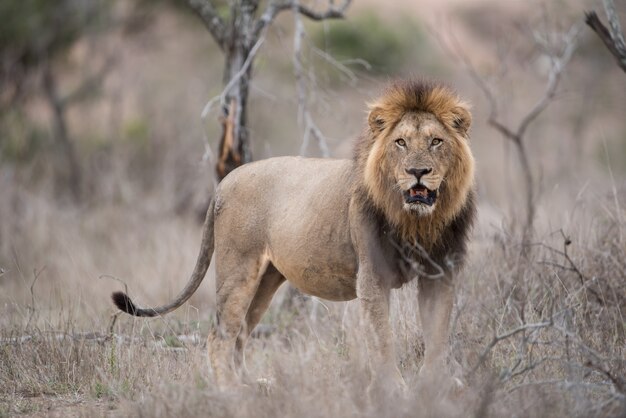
[268, 202, 359, 301]
[270, 250, 358, 302]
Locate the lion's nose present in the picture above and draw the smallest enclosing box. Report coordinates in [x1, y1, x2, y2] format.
[405, 168, 432, 179]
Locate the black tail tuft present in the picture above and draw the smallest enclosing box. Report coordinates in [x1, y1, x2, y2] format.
[112, 291, 143, 316]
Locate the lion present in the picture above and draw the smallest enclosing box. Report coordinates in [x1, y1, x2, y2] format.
[112, 79, 476, 392]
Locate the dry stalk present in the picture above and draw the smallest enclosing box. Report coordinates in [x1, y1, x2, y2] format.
[292, 2, 330, 157]
[25, 267, 45, 329]
[536, 230, 605, 306]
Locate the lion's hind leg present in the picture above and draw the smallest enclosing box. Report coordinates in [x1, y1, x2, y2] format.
[234, 263, 286, 372]
[209, 254, 270, 387]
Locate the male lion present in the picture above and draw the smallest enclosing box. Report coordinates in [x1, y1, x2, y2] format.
[112, 79, 476, 391]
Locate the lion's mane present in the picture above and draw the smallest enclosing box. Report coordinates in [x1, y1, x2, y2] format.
[353, 79, 476, 256]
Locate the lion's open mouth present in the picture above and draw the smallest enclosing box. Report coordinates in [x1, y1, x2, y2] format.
[404, 183, 438, 206]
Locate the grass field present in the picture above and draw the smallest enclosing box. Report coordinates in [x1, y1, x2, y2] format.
[1, 185, 624, 417]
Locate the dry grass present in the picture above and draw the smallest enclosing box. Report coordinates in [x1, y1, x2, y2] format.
[1, 1, 626, 417]
[1, 173, 624, 417]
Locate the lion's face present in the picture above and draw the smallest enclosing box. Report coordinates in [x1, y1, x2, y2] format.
[358, 81, 475, 240]
[386, 112, 451, 216]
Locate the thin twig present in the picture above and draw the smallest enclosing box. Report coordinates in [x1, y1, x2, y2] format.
[99, 274, 129, 296]
[25, 267, 45, 329]
[292, 2, 331, 157]
[107, 312, 120, 339]
[585, 359, 626, 395]
[387, 237, 446, 280]
[534, 231, 605, 305]
[469, 320, 553, 377]
[507, 378, 621, 395]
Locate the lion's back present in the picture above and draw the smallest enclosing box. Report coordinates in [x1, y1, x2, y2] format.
[217, 156, 354, 212]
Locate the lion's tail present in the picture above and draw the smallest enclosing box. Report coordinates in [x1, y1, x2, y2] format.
[111, 199, 216, 317]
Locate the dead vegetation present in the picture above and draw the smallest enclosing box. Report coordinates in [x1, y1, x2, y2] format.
[1, 193, 623, 417]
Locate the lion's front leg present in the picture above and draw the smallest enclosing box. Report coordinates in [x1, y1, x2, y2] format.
[417, 275, 458, 384]
[351, 202, 406, 396]
[357, 271, 406, 396]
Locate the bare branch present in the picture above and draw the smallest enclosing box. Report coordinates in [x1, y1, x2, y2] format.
[533, 231, 606, 306]
[517, 24, 581, 139]
[585, 359, 626, 395]
[469, 320, 553, 377]
[442, 28, 520, 144]
[440, 21, 580, 244]
[489, 119, 521, 144]
[188, 0, 228, 50]
[387, 237, 446, 280]
[585, 1, 626, 72]
[302, 113, 331, 157]
[551, 324, 626, 396]
[603, 0, 626, 54]
[507, 379, 623, 396]
[504, 356, 559, 382]
[254, 0, 351, 41]
[448, 23, 580, 144]
[293, 1, 350, 20]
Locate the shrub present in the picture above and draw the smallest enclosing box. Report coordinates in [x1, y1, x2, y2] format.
[313, 13, 428, 74]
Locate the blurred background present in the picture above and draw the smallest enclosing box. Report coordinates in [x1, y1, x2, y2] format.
[2, 0, 624, 320]
[0, 0, 625, 415]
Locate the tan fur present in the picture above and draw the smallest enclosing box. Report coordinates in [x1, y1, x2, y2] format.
[112, 79, 476, 392]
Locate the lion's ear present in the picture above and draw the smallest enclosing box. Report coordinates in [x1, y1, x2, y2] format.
[368, 107, 386, 133]
[451, 105, 472, 136]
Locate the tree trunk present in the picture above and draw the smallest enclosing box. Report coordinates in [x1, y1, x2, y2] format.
[216, 49, 252, 180]
[514, 139, 534, 245]
[189, 0, 351, 182]
[215, 2, 256, 181]
[42, 62, 82, 201]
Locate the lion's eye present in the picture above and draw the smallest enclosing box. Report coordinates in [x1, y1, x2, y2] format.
[431, 138, 443, 147]
[395, 138, 407, 148]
